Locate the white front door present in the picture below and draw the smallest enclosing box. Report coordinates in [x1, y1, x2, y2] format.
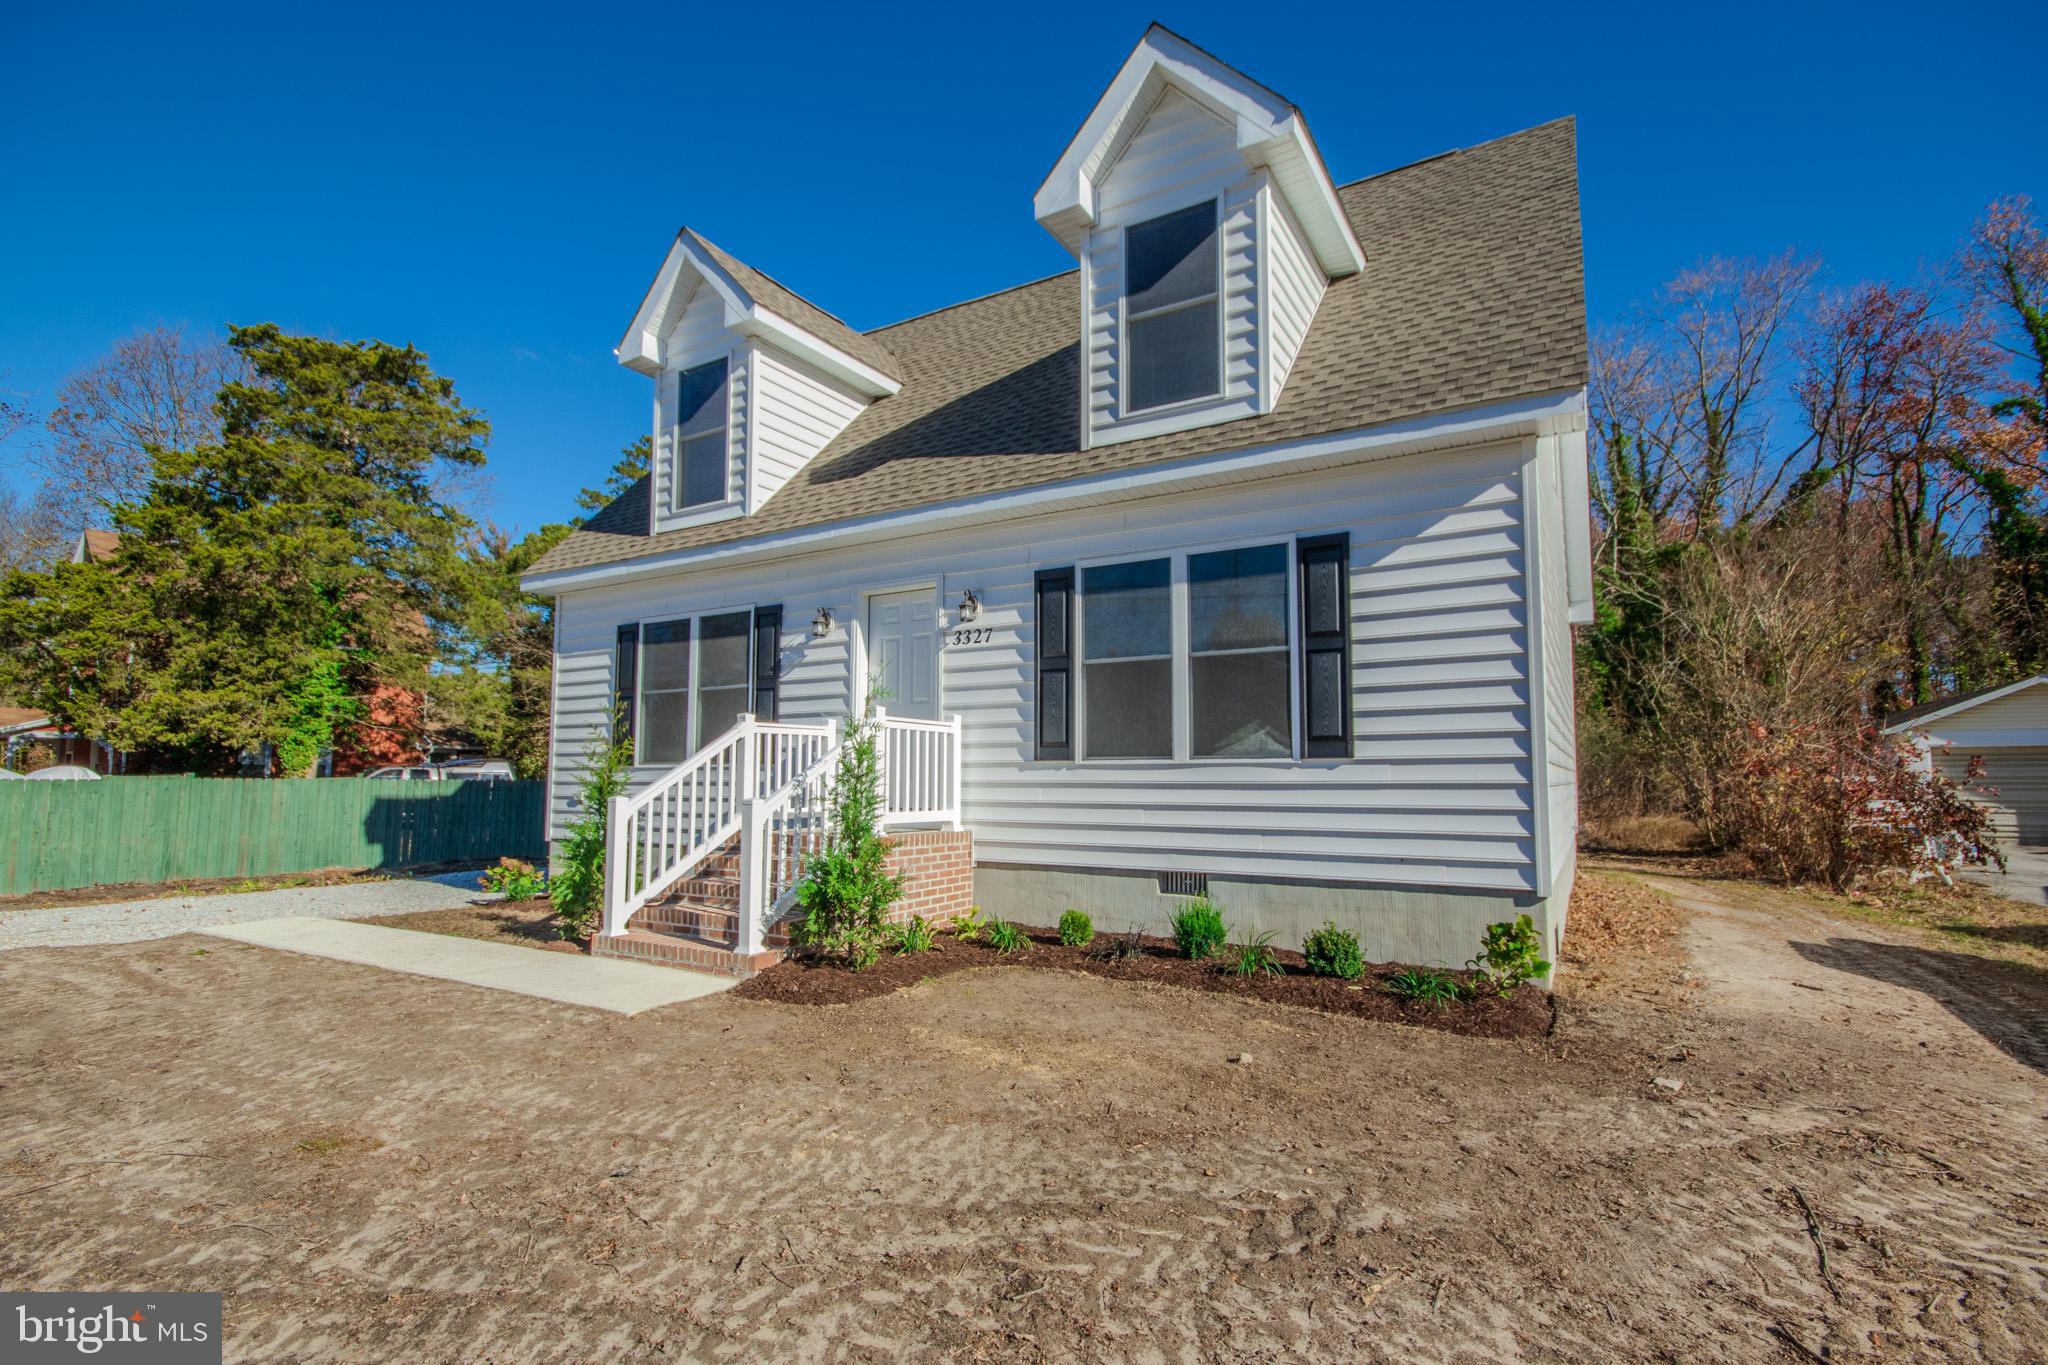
[866, 588, 939, 720]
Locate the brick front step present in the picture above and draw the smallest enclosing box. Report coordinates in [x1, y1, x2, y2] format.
[631, 899, 737, 939]
[663, 875, 740, 906]
[591, 928, 782, 978]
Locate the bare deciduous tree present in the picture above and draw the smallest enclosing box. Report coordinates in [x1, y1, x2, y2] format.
[35, 325, 246, 511]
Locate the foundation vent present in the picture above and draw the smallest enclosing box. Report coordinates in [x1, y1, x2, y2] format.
[1156, 871, 1208, 897]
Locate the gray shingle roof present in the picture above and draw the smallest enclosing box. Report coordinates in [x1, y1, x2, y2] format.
[532, 117, 1586, 578]
[683, 229, 903, 382]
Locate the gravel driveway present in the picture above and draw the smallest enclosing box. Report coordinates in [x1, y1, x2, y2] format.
[0, 870, 489, 950]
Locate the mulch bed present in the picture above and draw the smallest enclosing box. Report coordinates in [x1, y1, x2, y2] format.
[733, 926, 1553, 1040]
[362, 898, 589, 954]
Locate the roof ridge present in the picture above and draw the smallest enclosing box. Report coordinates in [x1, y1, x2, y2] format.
[865, 267, 1079, 336]
[1333, 116, 1574, 191]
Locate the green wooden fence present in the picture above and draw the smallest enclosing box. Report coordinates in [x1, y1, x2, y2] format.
[0, 777, 547, 896]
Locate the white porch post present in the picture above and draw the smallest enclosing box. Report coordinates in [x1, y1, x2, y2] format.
[871, 705, 889, 823]
[735, 797, 768, 957]
[602, 793, 629, 938]
[947, 713, 964, 831]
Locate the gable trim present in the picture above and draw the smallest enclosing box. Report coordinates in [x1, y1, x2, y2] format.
[1035, 24, 1364, 278]
[618, 232, 902, 398]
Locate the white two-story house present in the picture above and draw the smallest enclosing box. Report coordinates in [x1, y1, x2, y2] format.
[522, 25, 1592, 976]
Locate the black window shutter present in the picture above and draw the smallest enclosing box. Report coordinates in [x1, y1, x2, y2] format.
[614, 623, 640, 744]
[1296, 534, 1352, 758]
[1034, 568, 1074, 760]
[751, 605, 782, 721]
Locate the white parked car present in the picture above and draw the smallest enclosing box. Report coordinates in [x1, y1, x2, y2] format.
[439, 760, 515, 782]
[25, 765, 102, 781]
[363, 765, 441, 781]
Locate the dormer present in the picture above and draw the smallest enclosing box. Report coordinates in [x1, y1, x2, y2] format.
[1036, 26, 1364, 450]
[617, 229, 901, 535]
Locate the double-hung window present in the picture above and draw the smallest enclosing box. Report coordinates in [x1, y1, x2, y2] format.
[1123, 200, 1221, 413]
[674, 357, 729, 511]
[635, 608, 752, 764]
[1080, 558, 1173, 759]
[1076, 542, 1296, 761]
[1188, 544, 1291, 758]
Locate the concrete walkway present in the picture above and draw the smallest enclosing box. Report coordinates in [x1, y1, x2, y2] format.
[199, 917, 732, 1014]
[1964, 845, 2048, 907]
[0, 873, 491, 950]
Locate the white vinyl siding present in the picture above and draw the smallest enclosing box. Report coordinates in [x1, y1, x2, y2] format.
[1263, 186, 1325, 402]
[1084, 87, 1261, 447]
[547, 440, 1538, 893]
[745, 344, 868, 512]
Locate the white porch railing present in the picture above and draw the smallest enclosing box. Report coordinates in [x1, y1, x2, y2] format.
[603, 710, 963, 953]
[875, 708, 965, 832]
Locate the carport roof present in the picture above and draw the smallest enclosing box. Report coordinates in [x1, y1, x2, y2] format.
[1882, 675, 2048, 732]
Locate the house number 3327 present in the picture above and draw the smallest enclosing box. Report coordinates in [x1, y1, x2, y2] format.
[949, 627, 993, 646]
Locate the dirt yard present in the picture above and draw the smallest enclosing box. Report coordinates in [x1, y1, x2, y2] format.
[4, 870, 2046, 1362]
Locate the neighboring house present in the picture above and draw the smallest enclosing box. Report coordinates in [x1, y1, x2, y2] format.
[0, 706, 126, 774]
[71, 529, 121, 564]
[522, 26, 1593, 973]
[1886, 676, 2048, 846]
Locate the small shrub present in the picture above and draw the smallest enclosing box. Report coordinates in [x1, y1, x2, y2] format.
[550, 704, 635, 940]
[482, 857, 544, 901]
[885, 914, 936, 955]
[1468, 914, 1551, 993]
[791, 705, 906, 968]
[950, 905, 987, 942]
[984, 918, 1026, 954]
[1387, 968, 1465, 1008]
[1092, 925, 1146, 961]
[1057, 909, 1095, 947]
[1169, 898, 1228, 960]
[1229, 929, 1283, 977]
[1302, 921, 1364, 980]
[845, 932, 882, 972]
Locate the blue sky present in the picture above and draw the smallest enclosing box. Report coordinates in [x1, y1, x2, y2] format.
[2, 1, 2042, 537]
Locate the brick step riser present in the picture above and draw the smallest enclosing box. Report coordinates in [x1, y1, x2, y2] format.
[592, 930, 783, 979]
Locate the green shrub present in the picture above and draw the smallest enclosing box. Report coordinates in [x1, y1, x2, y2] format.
[1302, 921, 1364, 980]
[1169, 898, 1228, 960]
[885, 914, 936, 955]
[1387, 968, 1465, 1008]
[984, 918, 1026, 954]
[950, 905, 987, 942]
[1468, 914, 1551, 994]
[792, 706, 906, 968]
[482, 857, 544, 901]
[549, 705, 635, 940]
[845, 934, 882, 972]
[1229, 929, 1283, 977]
[1057, 909, 1095, 947]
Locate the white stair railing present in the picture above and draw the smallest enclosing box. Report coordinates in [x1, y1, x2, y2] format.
[603, 709, 962, 953]
[602, 714, 835, 938]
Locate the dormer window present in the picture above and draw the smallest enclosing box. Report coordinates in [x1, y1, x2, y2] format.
[674, 357, 730, 511]
[1125, 200, 1221, 413]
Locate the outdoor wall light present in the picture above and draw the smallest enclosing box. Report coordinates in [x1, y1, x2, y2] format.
[956, 588, 981, 623]
[811, 607, 835, 638]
